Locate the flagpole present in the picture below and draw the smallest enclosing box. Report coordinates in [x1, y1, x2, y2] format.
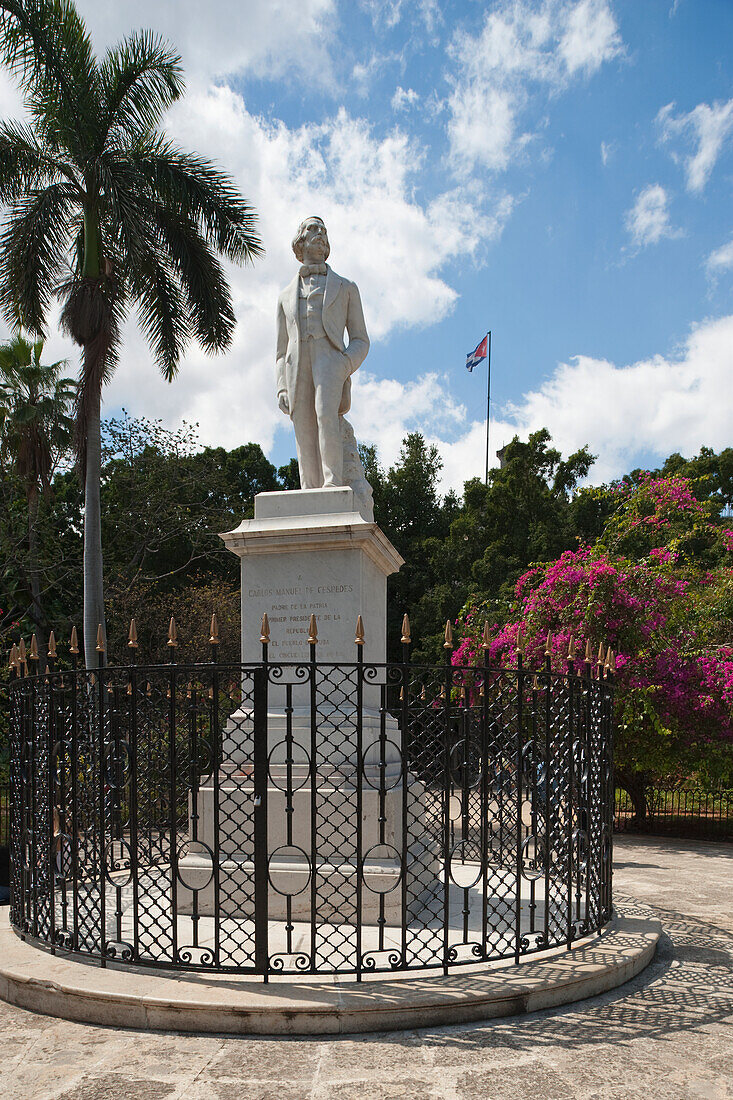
[484, 330, 491, 485]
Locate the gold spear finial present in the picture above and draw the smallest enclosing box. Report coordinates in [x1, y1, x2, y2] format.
[47, 630, 57, 659]
[167, 616, 178, 648]
[585, 638, 592, 663]
[597, 640, 605, 665]
[545, 631, 553, 657]
[604, 644, 612, 671]
[308, 614, 318, 644]
[209, 612, 220, 646]
[260, 613, 270, 644]
[355, 614, 365, 646]
[18, 638, 27, 665]
[401, 613, 411, 644]
[567, 634, 575, 659]
[128, 618, 138, 648]
[444, 619, 453, 649]
[515, 625, 523, 655]
[96, 625, 105, 653]
[70, 626, 79, 655]
[9, 644, 19, 671]
[482, 622, 491, 649]
[609, 648, 616, 673]
[29, 634, 38, 661]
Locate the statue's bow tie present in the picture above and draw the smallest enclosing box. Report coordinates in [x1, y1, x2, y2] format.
[299, 263, 327, 277]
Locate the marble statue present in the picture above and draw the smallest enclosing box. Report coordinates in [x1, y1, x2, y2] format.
[276, 216, 374, 519]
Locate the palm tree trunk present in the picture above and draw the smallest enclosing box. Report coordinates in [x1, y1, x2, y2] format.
[83, 381, 106, 667]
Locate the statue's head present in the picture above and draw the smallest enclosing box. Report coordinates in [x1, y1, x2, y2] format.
[292, 216, 330, 263]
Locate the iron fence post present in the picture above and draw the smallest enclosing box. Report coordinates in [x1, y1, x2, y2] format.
[253, 664, 269, 978]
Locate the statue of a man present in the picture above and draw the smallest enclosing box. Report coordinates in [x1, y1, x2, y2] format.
[276, 217, 371, 496]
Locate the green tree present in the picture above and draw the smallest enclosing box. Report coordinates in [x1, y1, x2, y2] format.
[448, 429, 595, 600]
[0, 332, 75, 648]
[363, 434, 459, 659]
[0, 0, 263, 665]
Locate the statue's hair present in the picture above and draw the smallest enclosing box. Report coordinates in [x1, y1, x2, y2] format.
[292, 216, 330, 262]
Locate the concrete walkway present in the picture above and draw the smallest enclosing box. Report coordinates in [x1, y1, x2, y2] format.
[0, 835, 731, 1099]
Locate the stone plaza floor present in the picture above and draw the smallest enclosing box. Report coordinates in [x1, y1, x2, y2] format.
[0, 834, 730, 1100]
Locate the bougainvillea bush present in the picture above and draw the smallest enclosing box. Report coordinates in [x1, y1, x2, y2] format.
[453, 475, 733, 816]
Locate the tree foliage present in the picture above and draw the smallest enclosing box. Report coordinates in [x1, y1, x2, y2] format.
[453, 470, 733, 803]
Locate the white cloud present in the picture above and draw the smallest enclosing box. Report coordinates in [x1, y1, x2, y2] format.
[86, 84, 511, 458]
[76, 0, 337, 87]
[503, 314, 733, 482]
[625, 184, 677, 248]
[558, 0, 622, 75]
[392, 86, 419, 111]
[405, 312, 733, 494]
[600, 140, 614, 166]
[446, 0, 622, 173]
[350, 370, 465, 466]
[0, 66, 25, 119]
[361, 0, 441, 34]
[339, 308, 733, 495]
[705, 237, 733, 278]
[657, 98, 733, 193]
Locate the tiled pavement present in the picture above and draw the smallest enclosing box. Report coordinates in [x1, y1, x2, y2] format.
[0, 834, 731, 1100]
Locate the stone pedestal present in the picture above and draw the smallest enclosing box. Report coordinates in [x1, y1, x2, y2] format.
[221, 486, 404, 765]
[179, 489, 425, 925]
[226, 485, 402, 664]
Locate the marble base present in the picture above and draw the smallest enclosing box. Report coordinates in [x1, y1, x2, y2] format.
[220, 486, 404, 672]
[178, 772, 439, 924]
[182, 489, 411, 925]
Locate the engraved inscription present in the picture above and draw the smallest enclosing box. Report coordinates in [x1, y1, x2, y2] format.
[249, 581, 355, 653]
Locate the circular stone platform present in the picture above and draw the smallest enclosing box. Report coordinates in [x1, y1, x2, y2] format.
[0, 910, 659, 1035]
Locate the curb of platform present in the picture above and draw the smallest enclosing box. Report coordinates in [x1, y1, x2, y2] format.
[0, 911, 659, 1035]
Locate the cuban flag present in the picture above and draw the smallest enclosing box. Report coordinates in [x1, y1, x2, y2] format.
[466, 333, 488, 372]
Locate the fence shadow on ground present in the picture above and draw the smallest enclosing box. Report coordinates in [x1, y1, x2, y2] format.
[414, 893, 733, 1050]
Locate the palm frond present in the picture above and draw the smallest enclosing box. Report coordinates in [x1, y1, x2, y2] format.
[0, 181, 79, 333]
[99, 30, 183, 148]
[155, 208, 235, 352]
[0, 0, 100, 160]
[127, 137, 264, 263]
[97, 152, 158, 259]
[129, 254, 189, 381]
[0, 119, 78, 200]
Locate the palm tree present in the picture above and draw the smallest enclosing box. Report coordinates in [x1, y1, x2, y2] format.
[0, 0, 263, 665]
[0, 332, 75, 651]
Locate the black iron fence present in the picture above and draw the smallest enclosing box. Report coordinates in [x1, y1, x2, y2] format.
[615, 787, 733, 840]
[7, 628, 614, 979]
[0, 783, 8, 848]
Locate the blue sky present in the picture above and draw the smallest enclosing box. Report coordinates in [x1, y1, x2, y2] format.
[4, 0, 732, 490]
